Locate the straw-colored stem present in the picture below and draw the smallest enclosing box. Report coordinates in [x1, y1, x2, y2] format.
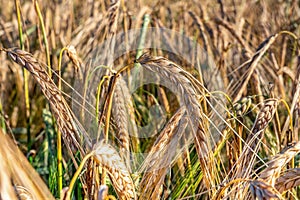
[15, 0, 31, 149]
[34, 0, 51, 75]
[65, 152, 94, 200]
[96, 75, 110, 120]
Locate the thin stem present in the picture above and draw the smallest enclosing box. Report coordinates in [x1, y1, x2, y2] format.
[0, 99, 6, 133]
[96, 75, 110, 120]
[15, 0, 31, 149]
[34, 0, 51, 75]
[132, 14, 151, 89]
[136, 14, 151, 59]
[65, 151, 94, 200]
[56, 47, 67, 196]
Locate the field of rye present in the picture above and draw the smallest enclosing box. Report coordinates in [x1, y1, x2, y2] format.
[0, 0, 300, 199]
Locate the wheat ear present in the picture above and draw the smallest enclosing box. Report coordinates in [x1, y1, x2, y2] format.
[0, 129, 55, 200]
[260, 142, 300, 186]
[136, 53, 216, 191]
[236, 99, 278, 179]
[112, 77, 138, 167]
[2, 48, 91, 155]
[275, 168, 300, 193]
[139, 107, 186, 199]
[93, 141, 136, 200]
[249, 180, 281, 200]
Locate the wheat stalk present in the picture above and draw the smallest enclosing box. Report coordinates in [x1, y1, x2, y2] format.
[0, 129, 55, 200]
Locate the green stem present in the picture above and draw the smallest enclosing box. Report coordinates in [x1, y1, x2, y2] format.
[133, 14, 150, 96]
[136, 14, 151, 59]
[0, 99, 6, 133]
[56, 47, 67, 196]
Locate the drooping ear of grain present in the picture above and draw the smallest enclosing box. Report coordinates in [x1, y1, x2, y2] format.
[136, 53, 216, 191]
[275, 168, 300, 193]
[249, 180, 281, 200]
[93, 140, 136, 200]
[4, 48, 92, 156]
[260, 142, 300, 186]
[66, 45, 83, 79]
[235, 99, 278, 179]
[139, 107, 186, 199]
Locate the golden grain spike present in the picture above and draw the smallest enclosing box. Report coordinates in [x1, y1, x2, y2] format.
[136, 53, 216, 191]
[249, 180, 281, 200]
[5, 48, 90, 155]
[139, 107, 186, 199]
[275, 168, 300, 193]
[94, 141, 136, 200]
[0, 129, 55, 200]
[235, 99, 278, 179]
[260, 142, 300, 186]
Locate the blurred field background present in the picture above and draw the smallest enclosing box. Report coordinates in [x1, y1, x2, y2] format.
[0, 0, 300, 199]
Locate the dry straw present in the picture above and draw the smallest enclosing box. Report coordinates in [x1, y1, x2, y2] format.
[0, 129, 55, 200]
